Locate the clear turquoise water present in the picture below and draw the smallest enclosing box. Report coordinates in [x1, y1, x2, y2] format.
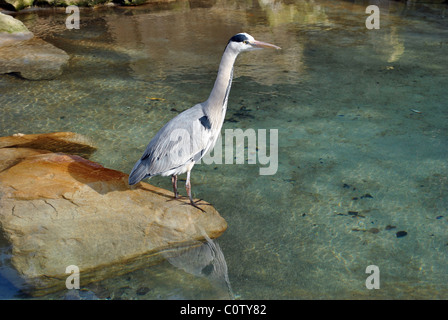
[1, 0, 447, 299]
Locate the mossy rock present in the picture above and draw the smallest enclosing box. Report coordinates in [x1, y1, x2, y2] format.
[0, 12, 31, 33]
[113, 0, 148, 5]
[0, 0, 112, 10]
[0, 0, 34, 11]
[33, 0, 111, 7]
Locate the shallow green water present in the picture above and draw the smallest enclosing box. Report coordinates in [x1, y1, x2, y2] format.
[1, 0, 447, 299]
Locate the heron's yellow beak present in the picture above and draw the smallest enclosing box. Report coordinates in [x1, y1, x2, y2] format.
[251, 40, 281, 50]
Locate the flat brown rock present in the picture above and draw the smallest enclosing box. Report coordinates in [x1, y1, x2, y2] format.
[0, 147, 50, 172]
[0, 149, 227, 296]
[0, 132, 96, 158]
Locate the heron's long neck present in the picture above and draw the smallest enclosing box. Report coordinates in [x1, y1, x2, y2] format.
[204, 46, 239, 123]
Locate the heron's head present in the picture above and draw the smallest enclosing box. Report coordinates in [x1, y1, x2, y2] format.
[227, 33, 281, 53]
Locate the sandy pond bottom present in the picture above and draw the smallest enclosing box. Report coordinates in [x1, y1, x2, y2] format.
[0, 0, 447, 299]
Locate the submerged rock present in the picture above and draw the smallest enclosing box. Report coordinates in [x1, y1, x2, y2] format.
[0, 137, 227, 296]
[0, 13, 69, 80]
[396, 231, 408, 238]
[0, 36, 70, 80]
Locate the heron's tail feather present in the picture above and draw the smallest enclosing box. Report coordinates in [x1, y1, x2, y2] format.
[128, 159, 149, 185]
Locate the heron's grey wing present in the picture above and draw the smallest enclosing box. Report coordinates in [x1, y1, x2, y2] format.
[141, 104, 215, 176]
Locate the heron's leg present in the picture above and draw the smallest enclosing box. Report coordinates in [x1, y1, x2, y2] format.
[185, 170, 194, 204]
[185, 170, 205, 212]
[171, 174, 178, 199]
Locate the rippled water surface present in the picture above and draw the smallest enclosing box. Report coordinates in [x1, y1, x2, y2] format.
[1, 0, 447, 299]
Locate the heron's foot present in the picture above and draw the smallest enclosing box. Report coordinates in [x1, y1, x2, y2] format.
[178, 198, 208, 212]
[171, 196, 210, 212]
[182, 200, 206, 213]
[193, 199, 213, 206]
[165, 193, 180, 202]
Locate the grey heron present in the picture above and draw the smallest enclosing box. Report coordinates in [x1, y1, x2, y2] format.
[128, 32, 280, 211]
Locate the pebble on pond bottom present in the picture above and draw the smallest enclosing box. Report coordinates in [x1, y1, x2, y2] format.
[396, 231, 408, 238]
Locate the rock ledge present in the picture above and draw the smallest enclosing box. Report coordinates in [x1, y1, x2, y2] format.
[0, 132, 227, 296]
